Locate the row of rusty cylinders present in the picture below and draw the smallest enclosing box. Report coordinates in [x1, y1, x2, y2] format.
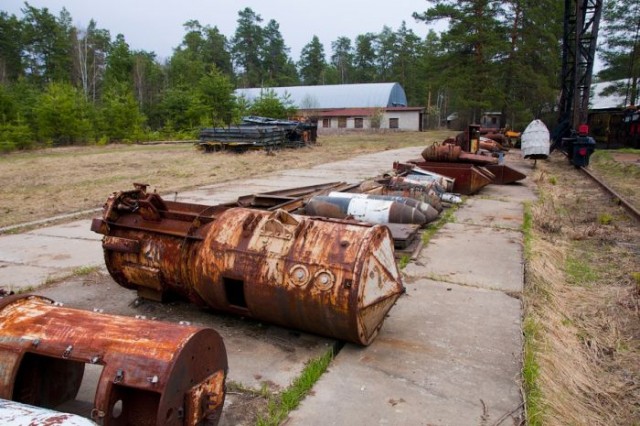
[1, 181, 438, 424]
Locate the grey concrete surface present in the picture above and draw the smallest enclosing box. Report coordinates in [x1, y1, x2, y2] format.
[403, 222, 524, 293]
[0, 145, 531, 425]
[288, 151, 533, 425]
[287, 278, 523, 426]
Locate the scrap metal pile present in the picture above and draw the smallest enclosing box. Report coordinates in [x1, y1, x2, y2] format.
[393, 125, 526, 195]
[0, 129, 528, 423]
[197, 116, 317, 152]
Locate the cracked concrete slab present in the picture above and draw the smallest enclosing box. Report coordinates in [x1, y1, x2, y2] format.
[26, 219, 102, 241]
[455, 198, 524, 230]
[287, 278, 523, 426]
[403, 222, 524, 293]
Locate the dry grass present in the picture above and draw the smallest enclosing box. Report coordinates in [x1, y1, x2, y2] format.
[523, 152, 640, 425]
[0, 130, 454, 229]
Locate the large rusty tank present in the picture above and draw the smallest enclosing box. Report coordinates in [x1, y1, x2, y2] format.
[91, 184, 404, 345]
[0, 294, 227, 426]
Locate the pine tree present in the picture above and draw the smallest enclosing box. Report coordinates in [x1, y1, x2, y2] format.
[298, 36, 327, 85]
[231, 8, 264, 87]
[598, 0, 640, 105]
[331, 36, 354, 84]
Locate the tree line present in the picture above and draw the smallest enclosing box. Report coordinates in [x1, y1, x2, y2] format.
[0, 1, 637, 152]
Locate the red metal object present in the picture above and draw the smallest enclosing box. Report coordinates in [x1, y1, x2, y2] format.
[421, 144, 462, 162]
[91, 184, 403, 345]
[401, 161, 494, 195]
[0, 294, 227, 425]
[484, 164, 527, 185]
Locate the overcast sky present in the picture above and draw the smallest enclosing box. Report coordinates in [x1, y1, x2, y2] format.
[3, 0, 439, 62]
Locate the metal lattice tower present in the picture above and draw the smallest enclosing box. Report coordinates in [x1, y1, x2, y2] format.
[559, 0, 603, 128]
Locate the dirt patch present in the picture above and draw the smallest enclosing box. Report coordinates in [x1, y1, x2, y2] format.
[0, 131, 455, 229]
[610, 152, 640, 165]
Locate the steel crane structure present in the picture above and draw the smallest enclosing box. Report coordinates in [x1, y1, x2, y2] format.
[553, 0, 603, 147]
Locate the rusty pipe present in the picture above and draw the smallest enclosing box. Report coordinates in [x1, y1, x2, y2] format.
[91, 185, 404, 345]
[0, 294, 227, 426]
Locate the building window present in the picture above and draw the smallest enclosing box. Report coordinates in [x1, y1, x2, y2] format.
[389, 118, 399, 129]
[338, 117, 347, 128]
[322, 118, 330, 128]
[354, 117, 364, 128]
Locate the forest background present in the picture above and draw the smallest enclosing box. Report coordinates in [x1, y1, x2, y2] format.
[0, 0, 637, 152]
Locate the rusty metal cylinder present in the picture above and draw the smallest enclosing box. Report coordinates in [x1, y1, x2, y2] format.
[305, 195, 427, 225]
[326, 191, 439, 223]
[0, 294, 227, 426]
[92, 187, 404, 345]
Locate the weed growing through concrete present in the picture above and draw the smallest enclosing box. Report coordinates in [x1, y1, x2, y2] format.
[73, 265, 100, 276]
[398, 254, 411, 269]
[257, 347, 334, 426]
[421, 204, 459, 246]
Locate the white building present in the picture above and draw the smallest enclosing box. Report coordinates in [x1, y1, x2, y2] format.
[234, 83, 424, 132]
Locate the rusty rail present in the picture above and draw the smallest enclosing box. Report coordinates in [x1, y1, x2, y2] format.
[91, 184, 404, 345]
[0, 294, 227, 425]
[581, 166, 640, 222]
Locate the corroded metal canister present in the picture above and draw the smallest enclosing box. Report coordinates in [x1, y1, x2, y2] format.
[0, 294, 227, 426]
[91, 185, 404, 346]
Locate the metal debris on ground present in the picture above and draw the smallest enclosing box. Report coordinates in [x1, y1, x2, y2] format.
[91, 184, 404, 345]
[0, 294, 227, 426]
[197, 116, 317, 152]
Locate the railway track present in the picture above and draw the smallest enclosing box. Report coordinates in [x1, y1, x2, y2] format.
[581, 165, 640, 222]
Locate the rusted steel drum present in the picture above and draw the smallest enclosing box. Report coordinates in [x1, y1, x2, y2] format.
[0, 398, 96, 425]
[91, 185, 404, 346]
[0, 294, 227, 426]
[305, 195, 427, 225]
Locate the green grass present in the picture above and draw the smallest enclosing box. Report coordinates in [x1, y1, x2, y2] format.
[522, 316, 544, 425]
[522, 202, 533, 259]
[422, 204, 459, 246]
[565, 255, 599, 286]
[398, 254, 411, 269]
[257, 347, 334, 426]
[597, 212, 613, 225]
[73, 265, 100, 276]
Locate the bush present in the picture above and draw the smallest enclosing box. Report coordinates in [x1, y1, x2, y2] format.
[0, 123, 34, 151]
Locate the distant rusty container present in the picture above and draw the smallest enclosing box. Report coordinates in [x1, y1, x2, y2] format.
[0, 294, 227, 426]
[91, 184, 404, 345]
